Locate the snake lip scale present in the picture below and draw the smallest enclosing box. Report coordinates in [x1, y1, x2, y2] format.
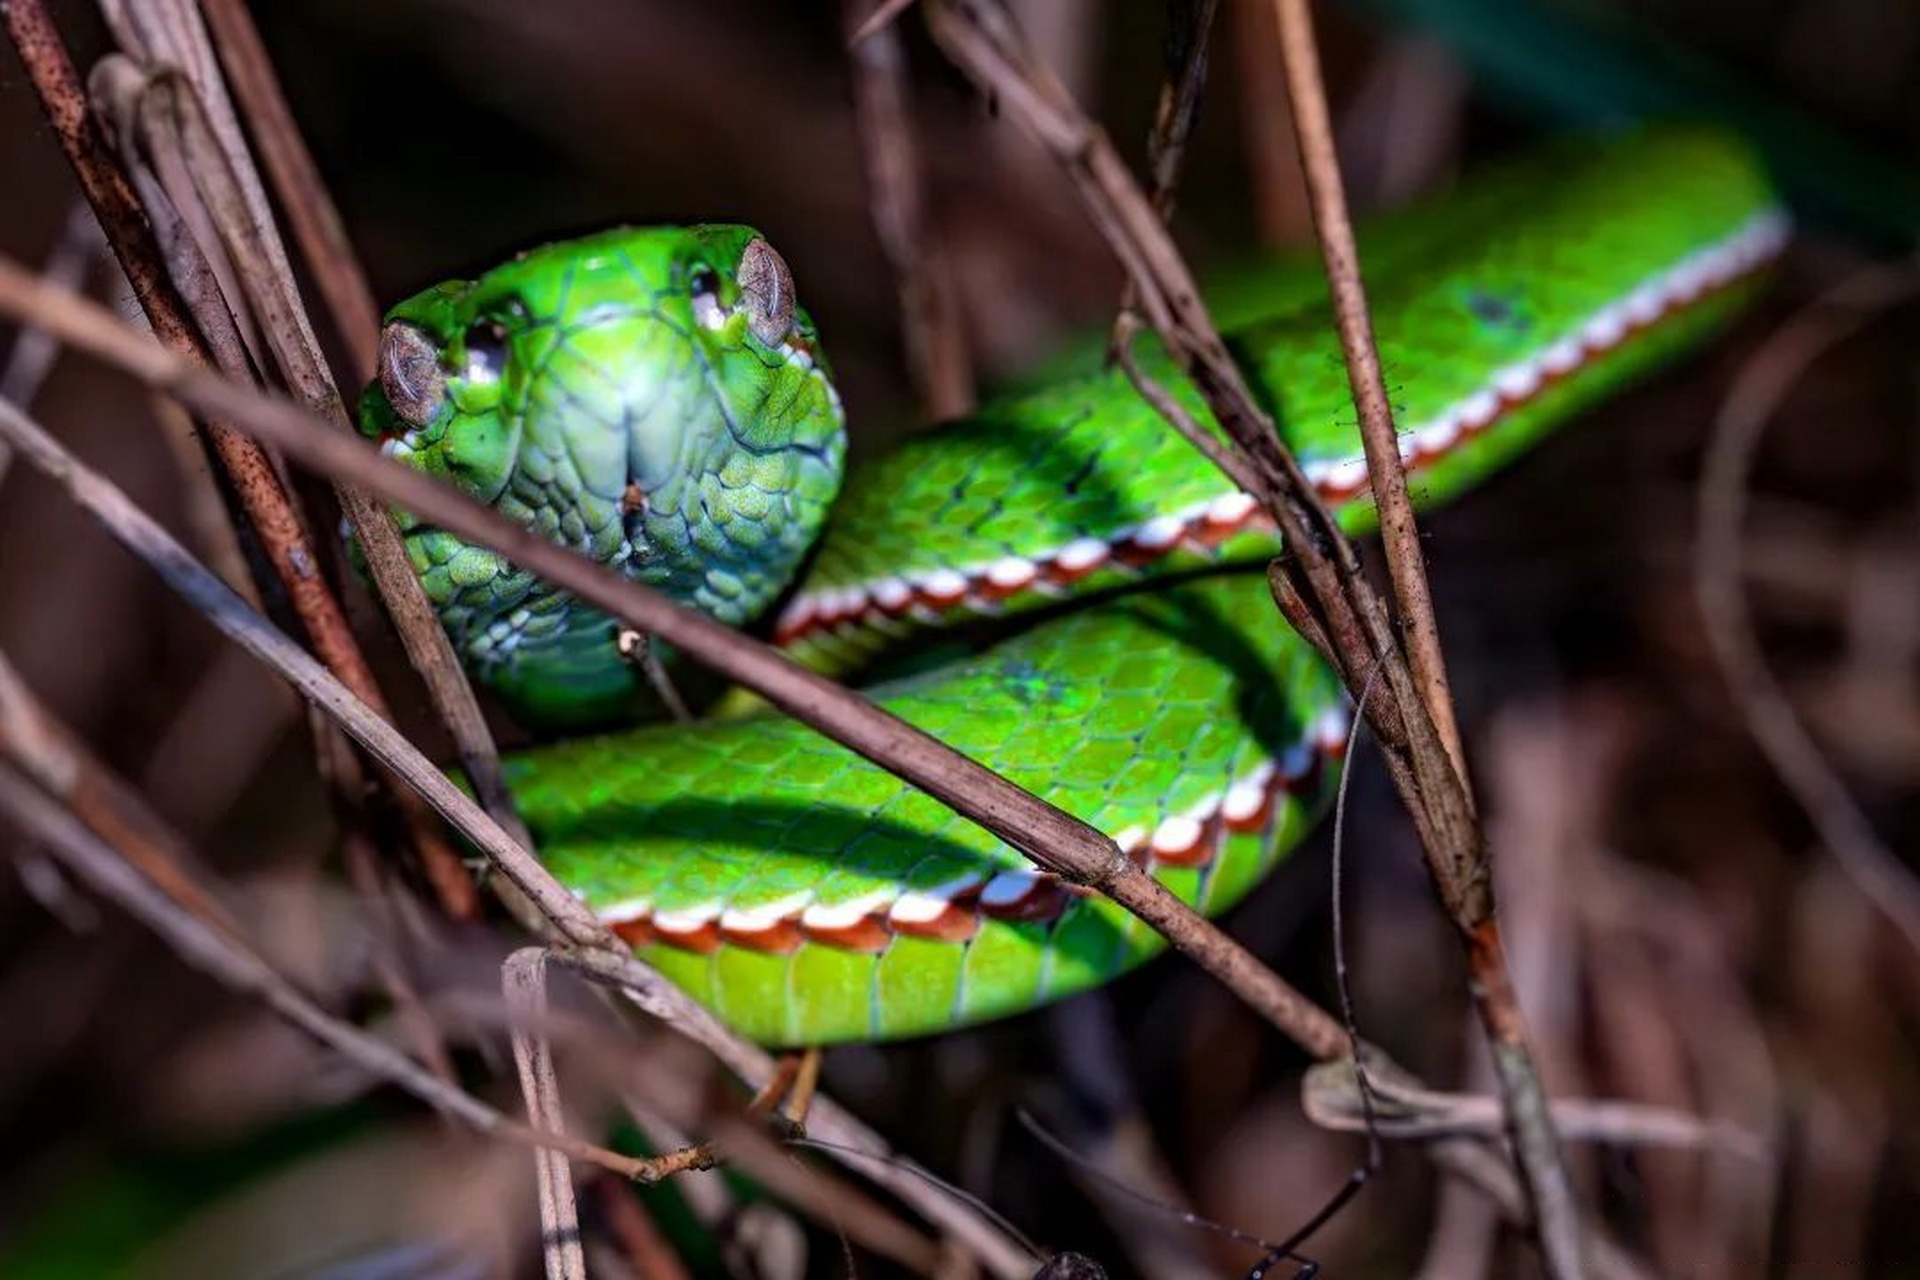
[772, 207, 1791, 647]
[589, 701, 1353, 956]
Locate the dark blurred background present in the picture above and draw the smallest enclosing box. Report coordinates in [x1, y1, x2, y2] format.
[0, 1, 1916, 1276]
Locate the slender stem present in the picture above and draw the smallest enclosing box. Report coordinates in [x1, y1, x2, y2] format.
[1266, 0, 1468, 784]
[194, 0, 381, 380]
[0, 394, 603, 943]
[846, 0, 974, 419]
[503, 949, 588, 1280]
[0, 762, 656, 1184]
[187, 0, 532, 844]
[1264, 3, 1578, 1271]
[119, 51, 534, 856]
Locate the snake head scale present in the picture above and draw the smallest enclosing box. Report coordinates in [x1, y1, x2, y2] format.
[358, 225, 847, 727]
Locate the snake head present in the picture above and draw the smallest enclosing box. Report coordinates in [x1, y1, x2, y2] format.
[358, 225, 846, 727]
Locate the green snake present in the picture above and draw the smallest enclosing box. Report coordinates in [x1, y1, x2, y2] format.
[357, 127, 1784, 1046]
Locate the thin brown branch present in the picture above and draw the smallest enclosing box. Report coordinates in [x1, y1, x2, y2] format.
[1143, 0, 1219, 218]
[1303, 1058, 1767, 1158]
[96, 56, 468, 1081]
[1108, 0, 1217, 348]
[169, 0, 532, 855]
[1696, 261, 1920, 958]
[570, 951, 1034, 1279]
[1110, 312, 1262, 494]
[0, 392, 604, 944]
[1265, 0, 1468, 784]
[195, 0, 383, 381]
[846, 0, 974, 419]
[0, 198, 98, 481]
[0, 648, 240, 936]
[3, 0, 479, 918]
[922, 0, 1580, 1267]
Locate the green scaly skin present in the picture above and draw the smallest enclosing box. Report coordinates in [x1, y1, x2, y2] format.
[360, 126, 1784, 1045]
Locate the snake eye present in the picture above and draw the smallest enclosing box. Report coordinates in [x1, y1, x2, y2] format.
[689, 265, 726, 331]
[463, 319, 509, 386]
[737, 237, 795, 347]
[377, 321, 445, 429]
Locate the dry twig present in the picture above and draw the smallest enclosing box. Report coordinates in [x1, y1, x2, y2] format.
[95, 6, 536, 864]
[919, 0, 1579, 1267]
[0, 761, 658, 1185]
[847, 0, 974, 418]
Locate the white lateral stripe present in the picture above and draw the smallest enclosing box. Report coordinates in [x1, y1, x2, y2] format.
[800, 887, 898, 930]
[780, 211, 1789, 645]
[719, 891, 812, 932]
[1221, 779, 1267, 823]
[980, 869, 1044, 907]
[596, 896, 653, 924]
[986, 556, 1038, 589]
[1054, 537, 1111, 572]
[1132, 514, 1185, 549]
[888, 873, 983, 923]
[653, 902, 723, 932]
[1150, 814, 1204, 853]
[1206, 492, 1258, 524]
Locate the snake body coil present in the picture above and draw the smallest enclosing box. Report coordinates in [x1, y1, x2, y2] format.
[361, 128, 1784, 1044]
